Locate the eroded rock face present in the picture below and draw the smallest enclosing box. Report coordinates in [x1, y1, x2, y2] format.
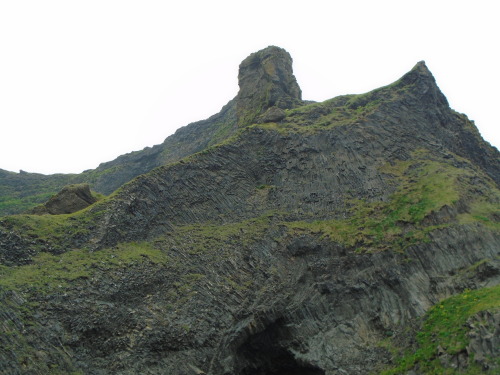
[434, 309, 500, 372]
[0, 98, 238, 216]
[237, 46, 302, 126]
[467, 310, 500, 371]
[30, 183, 97, 215]
[0, 48, 499, 375]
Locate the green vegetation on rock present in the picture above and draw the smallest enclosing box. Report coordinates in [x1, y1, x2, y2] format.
[286, 150, 499, 252]
[0, 242, 167, 293]
[251, 73, 409, 134]
[381, 285, 500, 374]
[1, 48, 499, 375]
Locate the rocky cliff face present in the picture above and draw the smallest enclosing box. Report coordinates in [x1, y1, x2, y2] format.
[0, 97, 237, 215]
[0, 47, 499, 375]
[236, 46, 302, 126]
[28, 183, 98, 215]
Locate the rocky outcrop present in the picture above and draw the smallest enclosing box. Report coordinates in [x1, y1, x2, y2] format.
[87, 98, 237, 195]
[466, 310, 500, 371]
[257, 106, 287, 123]
[29, 183, 97, 215]
[382, 60, 500, 185]
[0, 46, 303, 215]
[0, 97, 237, 215]
[0, 48, 499, 375]
[435, 308, 500, 372]
[1, 223, 497, 374]
[236, 46, 302, 126]
[77, 59, 498, 249]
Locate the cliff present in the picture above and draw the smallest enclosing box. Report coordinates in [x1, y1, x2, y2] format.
[0, 98, 237, 216]
[0, 47, 499, 374]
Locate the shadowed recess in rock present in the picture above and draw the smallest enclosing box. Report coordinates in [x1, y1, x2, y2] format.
[236, 318, 325, 375]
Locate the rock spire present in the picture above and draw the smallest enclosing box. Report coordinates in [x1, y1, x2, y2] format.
[236, 46, 302, 126]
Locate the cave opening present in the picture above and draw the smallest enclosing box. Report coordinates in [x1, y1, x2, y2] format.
[236, 318, 325, 375]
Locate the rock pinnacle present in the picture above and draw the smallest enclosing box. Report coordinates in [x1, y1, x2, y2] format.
[236, 46, 302, 126]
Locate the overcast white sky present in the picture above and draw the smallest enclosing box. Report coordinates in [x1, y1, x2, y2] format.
[0, 0, 498, 174]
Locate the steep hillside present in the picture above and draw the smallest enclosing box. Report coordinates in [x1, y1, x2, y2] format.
[0, 46, 499, 375]
[0, 97, 237, 216]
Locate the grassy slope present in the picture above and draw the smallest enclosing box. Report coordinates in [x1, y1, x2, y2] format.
[0, 100, 237, 216]
[1, 73, 499, 373]
[0, 242, 167, 293]
[381, 284, 500, 374]
[286, 149, 499, 253]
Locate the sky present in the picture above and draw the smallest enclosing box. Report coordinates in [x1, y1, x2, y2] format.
[0, 0, 498, 175]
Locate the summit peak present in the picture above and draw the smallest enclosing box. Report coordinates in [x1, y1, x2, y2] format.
[236, 46, 302, 126]
[411, 60, 433, 76]
[396, 60, 449, 108]
[400, 60, 438, 86]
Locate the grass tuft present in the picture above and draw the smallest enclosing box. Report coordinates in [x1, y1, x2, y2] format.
[0, 242, 167, 293]
[381, 285, 500, 374]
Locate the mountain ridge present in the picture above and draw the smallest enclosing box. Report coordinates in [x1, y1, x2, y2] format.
[0, 51, 497, 216]
[0, 46, 499, 374]
[0, 96, 238, 215]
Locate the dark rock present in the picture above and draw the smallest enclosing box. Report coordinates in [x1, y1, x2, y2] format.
[467, 310, 500, 371]
[0, 47, 499, 375]
[237, 46, 302, 126]
[30, 183, 96, 215]
[257, 106, 287, 123]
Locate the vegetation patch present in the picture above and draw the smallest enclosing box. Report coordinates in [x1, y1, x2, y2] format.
[251, 76, 411, 134]
[458, 194, 500, 231]
[166, 211, 280, 256]
[0, 240, 167, 373]
[286, 151, 499, 252]
[381, 285, 500, 374]
[0, 213, 91, 253]
[0, 242, 167, 293]
[0, 192, 55, 216]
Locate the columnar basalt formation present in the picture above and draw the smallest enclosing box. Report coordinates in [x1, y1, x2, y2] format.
[0, 47, 499, 375]
[236, 46, 302, 126]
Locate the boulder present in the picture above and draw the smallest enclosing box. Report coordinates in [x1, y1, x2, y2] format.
[30, 183, 97, 215]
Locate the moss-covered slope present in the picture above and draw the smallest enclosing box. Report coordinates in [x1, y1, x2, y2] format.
[0, 98, 237, 216]
[0, 48, 499, 374]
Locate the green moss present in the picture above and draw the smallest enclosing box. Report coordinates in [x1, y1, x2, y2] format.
[0, 212, 93, 251]
[0, 191, 114, 254]
[381, 285, 500, 375]
[458, 192, 500, 231]
[0, 242, 168, 293]
[381, 156, 465, 223]
[3, 214, 77, 241]
[0, 192, 55, 215]
[286, 151, 499, 252]
[167, 211, 279, 255]
[252, 75, 412, 135]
